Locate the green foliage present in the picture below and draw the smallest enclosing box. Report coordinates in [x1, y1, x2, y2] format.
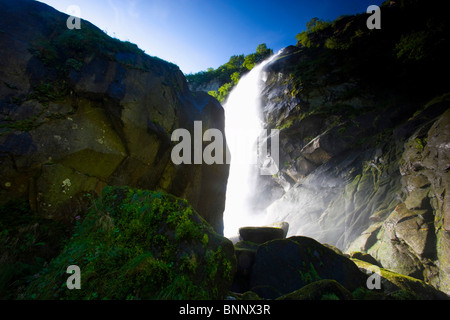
[296, 31, 311, 48]
[296, 18, 331, 48]
[321, 293, 340, 300]
[306, 18, 330, 33]
[243, 54, 258, 71]
[28, 81, 68, 103]
[212, 82, 234, 103]
[187, 44, 273, 103]
[243, 43, 273, 71]
[298, 262, 321, 285]
[29, 21, 167, 78]
[324, 36, 351, 50]
[230, 72, 241, 85]
[0, 80, 72, 134]
[186, 54, 246, 89]
[395, 30, 428, 61]
[24, 187, 233, 300]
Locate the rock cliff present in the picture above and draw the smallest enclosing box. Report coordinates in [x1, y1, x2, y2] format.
[0, 0, 229, 234]
[251, 1, 450, 294]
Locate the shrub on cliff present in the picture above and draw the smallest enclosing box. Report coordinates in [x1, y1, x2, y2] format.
[188, 43, 273, 103]
[296, 18, 331, 48]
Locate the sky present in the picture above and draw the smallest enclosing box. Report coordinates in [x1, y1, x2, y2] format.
[37, 0, 384, 74]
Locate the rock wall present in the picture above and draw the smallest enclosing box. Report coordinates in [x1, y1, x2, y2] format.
[349, 108, 450, 294]
[0, 0, 229, 233]
[187, 79, 222, 93]
[251, 2, 450, 295]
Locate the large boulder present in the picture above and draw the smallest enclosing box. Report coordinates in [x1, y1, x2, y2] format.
[24, 187, 236, 299]
[248, 236, 367, 299]
[0, 0, 229, 233]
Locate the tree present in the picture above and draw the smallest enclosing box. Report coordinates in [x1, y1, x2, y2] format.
[230, 72, 240, 85]
[296, 18, 331, 47]
[306, 17, 319, 32]
[243, 53, 258, 70]
[243, 44, 273, 71]
[189, 44, 273, 102]
[225, 55, 245, 71]
[256, 43, 273, 57]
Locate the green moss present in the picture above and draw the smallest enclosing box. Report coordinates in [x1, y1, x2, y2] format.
[352, 259, 446, 300]
[321, 293, 340, 300]
[414, 137, 426, 151]
[31, 25, 144, 71]
[24, 186, 234, 300]
[298, 262, 321, 284]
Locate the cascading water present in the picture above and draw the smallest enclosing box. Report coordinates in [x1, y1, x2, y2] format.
[223, 53, 280, 238]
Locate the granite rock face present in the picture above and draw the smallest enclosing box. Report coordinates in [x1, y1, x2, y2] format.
[248, 2, 450, 295]
[0, 0, 229, 233]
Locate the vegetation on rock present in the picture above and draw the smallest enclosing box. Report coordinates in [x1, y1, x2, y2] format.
[24, 186, 235, 300]
[186, 43, 273, 103]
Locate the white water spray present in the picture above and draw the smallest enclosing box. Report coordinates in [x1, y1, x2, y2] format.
[223, 54, 279, 238]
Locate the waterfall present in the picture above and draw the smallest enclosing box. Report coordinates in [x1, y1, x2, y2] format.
[223, 53, 280, 238]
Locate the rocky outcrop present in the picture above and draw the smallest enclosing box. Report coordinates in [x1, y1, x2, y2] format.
[349, 107, 450, 294]
[353, 259, 448, 300]
[0, 0, 229, 233]
[249, 236, 367, 299]
[250, 1, 450, 296]
[232, 235, 367, 299]
[24, 187, 236, 299]
[187, 79, 222, 93]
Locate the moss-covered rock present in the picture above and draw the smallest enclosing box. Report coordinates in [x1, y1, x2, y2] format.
[352, 259, 449, 300]
[23, 186, 236, 300]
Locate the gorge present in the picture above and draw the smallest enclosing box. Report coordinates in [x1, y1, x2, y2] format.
[0, 0, 449, 301]
[200, 0, 450, 297]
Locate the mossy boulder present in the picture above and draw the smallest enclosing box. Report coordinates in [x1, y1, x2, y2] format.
[352, 259, 449, 300]
[24, 186, 236, 300]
